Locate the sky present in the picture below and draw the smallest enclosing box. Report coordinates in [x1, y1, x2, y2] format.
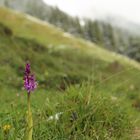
[43, 0, 140, 24]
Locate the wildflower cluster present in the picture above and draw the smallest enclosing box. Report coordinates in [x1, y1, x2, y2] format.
[3, 124, 11, 132]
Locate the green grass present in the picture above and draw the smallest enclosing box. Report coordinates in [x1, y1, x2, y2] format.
[0, 85, 133, 140]
[0, 7, 140, 139]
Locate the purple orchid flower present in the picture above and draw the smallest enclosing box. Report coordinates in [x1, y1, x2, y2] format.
[24, 63, 37, 93]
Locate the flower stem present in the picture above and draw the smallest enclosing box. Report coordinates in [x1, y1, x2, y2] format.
[25, 93, 33, 140]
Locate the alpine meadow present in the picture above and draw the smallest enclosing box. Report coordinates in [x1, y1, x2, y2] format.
[0, 3, 140, 140]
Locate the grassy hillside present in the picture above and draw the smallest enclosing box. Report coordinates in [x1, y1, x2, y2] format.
[0, 7, 140, 139]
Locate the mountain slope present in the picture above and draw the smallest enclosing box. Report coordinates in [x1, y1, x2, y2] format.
[1, 0, 140, 62]
[0, 7, 140, 69]
[0, 7, 140, 96]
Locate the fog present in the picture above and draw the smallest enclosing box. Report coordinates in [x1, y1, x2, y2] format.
[43, 0, 140, 24]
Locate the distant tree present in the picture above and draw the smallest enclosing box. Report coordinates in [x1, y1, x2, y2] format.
[126, 37, 140, 61]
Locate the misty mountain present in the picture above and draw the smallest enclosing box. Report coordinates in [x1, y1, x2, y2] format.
[101, 16, 140, 36]
[0, 0, 140, 62]
[1, 0, 140, 36]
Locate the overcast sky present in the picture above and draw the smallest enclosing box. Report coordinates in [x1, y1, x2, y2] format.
[43, 0, 140, 24]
